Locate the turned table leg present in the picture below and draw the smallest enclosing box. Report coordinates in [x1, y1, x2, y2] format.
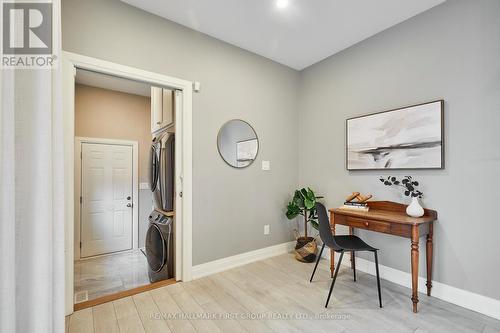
[411, 225, 419, 313]
[426, 222, 433, 296]
[349, 226, 355, 268]
[330, 221, 336, 278]
[330, 213, 335, 278]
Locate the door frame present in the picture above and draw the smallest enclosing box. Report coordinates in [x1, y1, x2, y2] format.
[75, 137, 139, 260]
[63, 51, 194, 315]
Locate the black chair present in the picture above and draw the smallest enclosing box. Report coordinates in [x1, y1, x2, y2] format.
[310, 202, 382, 308]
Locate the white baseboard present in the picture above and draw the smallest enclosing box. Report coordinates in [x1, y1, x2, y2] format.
[192, 241, 295, 279]
[320, 249, 500, 320]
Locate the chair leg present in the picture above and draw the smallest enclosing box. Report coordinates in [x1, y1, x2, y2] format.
[310, 244, 325, 282]
[352, 251, 356, 282]
[325, 251, 344, 308]
[374, 250, 382, 308]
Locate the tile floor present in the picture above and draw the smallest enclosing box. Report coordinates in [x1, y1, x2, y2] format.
[74, 249, 150, 303]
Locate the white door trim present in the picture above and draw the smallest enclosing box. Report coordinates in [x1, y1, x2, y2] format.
[63, 51, 194, 315]
[75, 137, 139, 260]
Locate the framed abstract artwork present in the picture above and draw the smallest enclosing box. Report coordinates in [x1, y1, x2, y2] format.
[346, 100, 444, 170]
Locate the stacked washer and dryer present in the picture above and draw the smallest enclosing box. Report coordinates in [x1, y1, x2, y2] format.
[146, 88, 176, 283]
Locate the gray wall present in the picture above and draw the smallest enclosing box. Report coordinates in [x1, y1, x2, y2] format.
[62, 0, 300, 265]
[63, 0, 500, 300]
[299, 0, 500, 300]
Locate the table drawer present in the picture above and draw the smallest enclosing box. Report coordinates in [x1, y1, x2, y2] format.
[346, 217, 391, 233]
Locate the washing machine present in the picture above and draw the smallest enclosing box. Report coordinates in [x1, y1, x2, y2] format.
[149, 132, 175, 212]
[146, 210, 174, 282]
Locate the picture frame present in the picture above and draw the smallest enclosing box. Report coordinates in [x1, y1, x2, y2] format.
[346, 100, 444, 170]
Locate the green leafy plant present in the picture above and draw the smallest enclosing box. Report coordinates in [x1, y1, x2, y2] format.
[285, 188, 323, 238]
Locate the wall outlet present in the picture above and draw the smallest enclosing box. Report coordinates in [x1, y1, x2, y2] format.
[264, 224, 270, 235]
[262, 161, 271, 171]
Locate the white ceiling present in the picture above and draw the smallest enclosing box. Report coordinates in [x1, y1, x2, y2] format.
[121, 0, 445, 70]
[76, 69, 151, 97]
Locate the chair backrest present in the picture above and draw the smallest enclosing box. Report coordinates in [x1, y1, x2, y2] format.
[316, 202, 342, 251]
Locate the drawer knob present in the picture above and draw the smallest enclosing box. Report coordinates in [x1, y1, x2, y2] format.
[365, 222, 369, 227]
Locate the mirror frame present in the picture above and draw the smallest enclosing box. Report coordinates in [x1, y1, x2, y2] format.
[216, 119, 259, 169]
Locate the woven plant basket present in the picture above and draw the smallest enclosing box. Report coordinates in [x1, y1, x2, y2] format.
[294, 234, 318, 263]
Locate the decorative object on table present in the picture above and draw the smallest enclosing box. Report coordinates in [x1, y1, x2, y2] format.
[217, 119, 259, 168]
[380, 176, 424, 217]
[285, 188, 323, 262]
[340, 192, 372, 211]
[345, 192, 373, 202]
[345, 192, 360, 202]
[341, 203, 369, 212]
[346, 100, 444, 170]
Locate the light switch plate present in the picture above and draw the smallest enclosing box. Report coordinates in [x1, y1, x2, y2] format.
[264, 225, 270, 235]
[262, 160, 271, 171]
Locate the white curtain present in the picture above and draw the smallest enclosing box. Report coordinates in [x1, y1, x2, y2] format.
[0, 1, 65, 332]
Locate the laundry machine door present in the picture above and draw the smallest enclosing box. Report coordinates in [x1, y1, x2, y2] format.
[150, 142, 163, 210]
[146, 224, 166, 272]
[149, 144, 160, 192]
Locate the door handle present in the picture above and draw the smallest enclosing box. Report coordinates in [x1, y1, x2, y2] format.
[127, 203, 132, 208]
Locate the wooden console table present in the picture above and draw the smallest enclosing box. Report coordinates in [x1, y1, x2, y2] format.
[329, 201, 437, 313]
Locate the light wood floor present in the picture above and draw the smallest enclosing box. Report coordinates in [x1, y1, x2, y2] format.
[67, 253, 500, 333]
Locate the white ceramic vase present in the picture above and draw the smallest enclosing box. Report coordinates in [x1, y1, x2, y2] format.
[406, 197, 424, 217]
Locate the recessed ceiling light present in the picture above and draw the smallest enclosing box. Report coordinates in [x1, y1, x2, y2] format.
[276, 0, 289, 9]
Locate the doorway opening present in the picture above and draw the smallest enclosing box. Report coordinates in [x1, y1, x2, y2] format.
[63, 52, 193, 315]
[74, 69, 177, 306]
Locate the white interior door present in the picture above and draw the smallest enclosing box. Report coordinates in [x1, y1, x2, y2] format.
[81, 143, 133, 257]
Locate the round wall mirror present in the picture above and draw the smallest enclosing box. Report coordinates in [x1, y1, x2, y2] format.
[217, 119, 259, 168]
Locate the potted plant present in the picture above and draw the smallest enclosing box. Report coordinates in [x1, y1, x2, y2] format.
[380, 176, 424, 217]
[285, 188, 323, 262]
